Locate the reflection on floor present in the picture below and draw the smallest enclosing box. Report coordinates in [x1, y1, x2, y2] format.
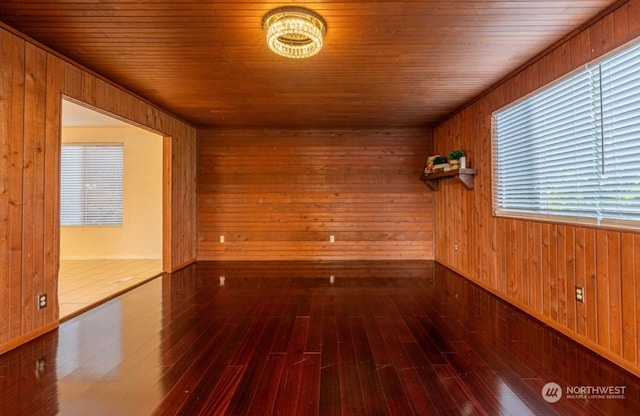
[0, 261, 640, 416]
[2, 261, 638, 415]
[58, 259, 163, 319]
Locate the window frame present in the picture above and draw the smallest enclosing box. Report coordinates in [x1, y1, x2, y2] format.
[492, 38, 640, 232]
[60, 142, 124, 227]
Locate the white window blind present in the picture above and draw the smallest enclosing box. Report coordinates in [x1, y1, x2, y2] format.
[493, 39, 640, 230]
[60, 144, 123, 226]
[599, 44, 640, 226]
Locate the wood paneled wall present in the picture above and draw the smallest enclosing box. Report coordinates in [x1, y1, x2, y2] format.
[433, 0, 640, 376]
[0, 26, 197, 353]
[198, 129, 433, 260]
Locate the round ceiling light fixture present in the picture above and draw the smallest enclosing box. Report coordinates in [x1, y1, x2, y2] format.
[262, 6, 327, 59]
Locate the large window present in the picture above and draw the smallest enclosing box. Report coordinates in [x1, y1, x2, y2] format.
[492, 39, 640, 230]
[60, 143, 124, 226]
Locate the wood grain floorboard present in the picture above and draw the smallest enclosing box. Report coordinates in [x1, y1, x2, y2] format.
[319, 314, 341, 416]
[246, 354, 286, 416]
[0, 261, 639, 415]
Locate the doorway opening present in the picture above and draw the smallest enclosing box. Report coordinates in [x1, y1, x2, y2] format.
[59, 99, 164, 319]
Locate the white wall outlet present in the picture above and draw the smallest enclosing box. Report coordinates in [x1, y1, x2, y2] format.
[37, 294, 47, 310]
[330, 235, 335, 243]
[220, 235, 225, 243]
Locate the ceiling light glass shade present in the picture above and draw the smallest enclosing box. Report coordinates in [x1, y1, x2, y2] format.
[262, 7, 327, 59]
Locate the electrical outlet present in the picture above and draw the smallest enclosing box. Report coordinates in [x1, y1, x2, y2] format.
[454, 243, 459, 252]
[330, 235, 335, 243]
[37, 294, 47, 310]
[330, 275, 335, 284]
[575, 286, 585, 303]
[220, 235, 225, 243]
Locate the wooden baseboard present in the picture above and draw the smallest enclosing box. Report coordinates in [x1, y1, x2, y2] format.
[0, 321, 59, 355]
[166, 258, 197, 272]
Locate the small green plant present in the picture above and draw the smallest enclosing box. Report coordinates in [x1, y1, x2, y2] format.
[432, 155, 448, 165]
[448, 149, 465, 160]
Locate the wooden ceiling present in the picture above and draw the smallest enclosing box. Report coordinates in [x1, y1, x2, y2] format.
[0, 1, 620, 129]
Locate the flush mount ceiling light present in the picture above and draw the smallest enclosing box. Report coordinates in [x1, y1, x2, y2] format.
[262, 6, 327, 59]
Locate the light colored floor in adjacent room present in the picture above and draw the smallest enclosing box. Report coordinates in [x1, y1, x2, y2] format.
[58, 259, 163, 319]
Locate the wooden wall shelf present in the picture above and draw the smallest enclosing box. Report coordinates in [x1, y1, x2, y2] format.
[420, 168, 478, 190]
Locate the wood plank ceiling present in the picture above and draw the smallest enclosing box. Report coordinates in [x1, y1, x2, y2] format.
[0, 1, 620, 129]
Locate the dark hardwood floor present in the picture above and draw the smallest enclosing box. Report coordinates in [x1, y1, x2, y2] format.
[1, 261, 638, 415]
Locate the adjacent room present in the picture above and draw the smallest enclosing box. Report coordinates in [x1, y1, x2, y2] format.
[1, 1, 639, 415]
[58, 99, 164, 318]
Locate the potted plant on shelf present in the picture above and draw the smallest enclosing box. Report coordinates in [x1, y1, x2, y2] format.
[431, 155, 449, 172]
[448, 149, 465, 169]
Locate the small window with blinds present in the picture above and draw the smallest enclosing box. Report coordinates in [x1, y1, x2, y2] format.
[493, 39, 640, 231]
[60, 143, 124, 226]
